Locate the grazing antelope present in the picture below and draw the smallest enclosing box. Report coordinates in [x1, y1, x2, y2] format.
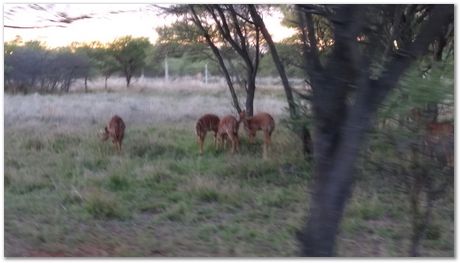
[217, 115, 240, 154]
[195, 114, 220, 155]
[425, 121, 454, 167]
[239, 110, 275, 159]
[99, 115, 125, 153]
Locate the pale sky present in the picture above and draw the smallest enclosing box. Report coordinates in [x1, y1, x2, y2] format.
[3, 4, 296, 48]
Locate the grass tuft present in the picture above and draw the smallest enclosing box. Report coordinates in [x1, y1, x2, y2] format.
[84, 190, 127, 219]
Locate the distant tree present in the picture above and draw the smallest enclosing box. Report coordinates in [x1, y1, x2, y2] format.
[70, 42, 99, 92]
[46, 47, 91, 93]
[4, 40, 93, 94]
[109, 36, 151, 87]
[83, 42, 121, 89]
[4, 41, 48, 93]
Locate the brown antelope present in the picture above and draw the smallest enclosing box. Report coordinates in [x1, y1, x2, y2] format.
[195, 114, 220, 155]
[217, 115, 240, 154]
[239, 110, 275, 159]
[99, 115, 125, 153]
[425, 121, 454, 167]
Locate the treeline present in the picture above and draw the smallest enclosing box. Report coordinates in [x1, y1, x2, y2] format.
[4, 36, 303, 94]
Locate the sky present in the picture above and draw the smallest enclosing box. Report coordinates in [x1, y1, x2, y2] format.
[3, 4, 296, 48]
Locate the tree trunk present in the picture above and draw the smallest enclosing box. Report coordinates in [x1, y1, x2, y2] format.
[245, 76, 256, 117]
[84, 76, 88, 93]
[297, 4, 453, 256]
[126, 74, 131, 87]
[248, 5, 297, 118]
[105, 76, 108, 90]
[249, 4, 313, 155]
[189, 5, 242, 113]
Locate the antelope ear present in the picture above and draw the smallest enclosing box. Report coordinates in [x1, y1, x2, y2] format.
[104, 126, 108, 132]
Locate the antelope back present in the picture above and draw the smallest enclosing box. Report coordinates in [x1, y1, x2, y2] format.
[219, 115, 239, 135]
[240, 111, 274, 132]
[424, 121, 454, 167]
[426, 121, 454, 138]
[108, 115, 125, 140]
[196, 114, 220, 136]
[252, 112, 275, 132]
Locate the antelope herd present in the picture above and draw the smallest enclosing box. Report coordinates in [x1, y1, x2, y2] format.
[99, 107, 453, 164]
[99, 110, 276, 159]
[195, 111, 276, 158]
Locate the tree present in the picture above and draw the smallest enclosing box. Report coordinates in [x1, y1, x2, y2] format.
[248, 5, 296, 117]
[294, 4, 453, 256]
[70, 42, 99, 92]
[4, 40, 93, 94]
[46, 47, 91, 93]
[161, 4, 265, 115]
[368, 56, 454, 256]
[248, 4, 312, 155]
[110, 36, 150, 87]
[83, 42, 121, 90]
[4, 41, 48, 94]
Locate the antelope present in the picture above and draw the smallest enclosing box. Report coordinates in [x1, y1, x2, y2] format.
[195, 114, 220, 155]
[425, 121, 454, 167]
[239, 110, 275, 159]
[217, 115, 240, 154]
[99, 115, 125, 153]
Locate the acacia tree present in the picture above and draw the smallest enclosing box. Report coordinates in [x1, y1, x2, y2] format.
[86, 42, 121, 90]
[247, 4, 312, 155]
[162, 4, 263, 116]
[110, 36, 150, 87]
[294, 4, 454, 256]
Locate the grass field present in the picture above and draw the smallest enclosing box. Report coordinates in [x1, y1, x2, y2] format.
[4, 86, 454, 257]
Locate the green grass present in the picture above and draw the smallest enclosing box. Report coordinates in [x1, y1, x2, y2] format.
[4, 122, 311, 256]
[4, 113, 454, 257]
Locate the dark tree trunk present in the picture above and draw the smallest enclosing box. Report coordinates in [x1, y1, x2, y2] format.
[297, 4, 453, 256]
[248, 4, 313, 155]
[126, 74, 131, 87]
[205, 5, 260, 114]
[248, 5, 297, 119]
[84, 76, 88, 93]
[105, 76, 108, 90]
[245, 76, 256, 117]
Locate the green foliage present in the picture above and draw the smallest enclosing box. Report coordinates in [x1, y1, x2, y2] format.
[196, 189, 221, 202]
[84, 190, 128, 219]
[110, 36, 150, 66]
[156, 21, 205, 45]
[346, 194, 386, 221]
[87, 44, 121, 82]
[22, 138, 44, 151]
[4, 41, 91, 93]
[110, 36, 151, 86]
[425, 223, 442, 241]
[258, 43, 304, 78]
[379, 58, 454, 120]
[8, 174, 52, 195]
[107, 174, 131, 192]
